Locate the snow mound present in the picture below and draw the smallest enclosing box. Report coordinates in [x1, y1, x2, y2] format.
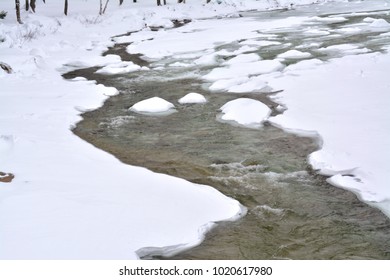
[130, 97, 175, 114]
[178, 93, 207, 104]
[277, 50, 312, 59]
[96, 84, 119, 97]
[96, 61, 143, 75]
[369, 19, 390, 28]
[219, 98, 271, 128]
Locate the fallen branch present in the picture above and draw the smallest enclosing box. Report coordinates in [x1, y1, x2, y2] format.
[0, 62, 13, 74]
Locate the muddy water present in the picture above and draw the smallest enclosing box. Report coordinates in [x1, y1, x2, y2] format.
[65, 6, 390, 259]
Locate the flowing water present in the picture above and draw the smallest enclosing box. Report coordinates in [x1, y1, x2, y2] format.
[64, 2, 390, 259]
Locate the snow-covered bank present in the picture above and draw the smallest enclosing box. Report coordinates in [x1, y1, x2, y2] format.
[268, 51, 390, 216]
[0, 0, 262, 259]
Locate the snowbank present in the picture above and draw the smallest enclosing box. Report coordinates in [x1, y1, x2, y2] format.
[0, 0, 254, 259]
[268, 51, 390, 216]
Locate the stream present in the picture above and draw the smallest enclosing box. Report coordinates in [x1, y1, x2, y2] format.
[63, 2, 390, 259]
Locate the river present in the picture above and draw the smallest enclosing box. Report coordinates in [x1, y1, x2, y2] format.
[63, 1, 390, 259]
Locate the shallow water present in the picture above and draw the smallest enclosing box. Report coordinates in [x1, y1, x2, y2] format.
[65, 2, 390, 259]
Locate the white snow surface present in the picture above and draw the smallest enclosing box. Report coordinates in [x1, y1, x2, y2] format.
[1, 0, 388, 260]
[219, 98, 271, 129]
[268, 51, 390, 215]
[277, 50, 312, 59]
[96, 61, 145, 75]
[178, 93, 207, 104]
[130, 97, 175, 114]
[1, 0, 265, 259]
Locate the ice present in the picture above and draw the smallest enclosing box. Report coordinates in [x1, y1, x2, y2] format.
[219, 98, 271, 129]
[227, 76, 270, 93]
[303, 29, 331, 36]
[215, 45, 258, 56]
[95, 61, 143, 75]
[130, 97, 175, 114]
[318, 44, 359, 52]
[336, 27, 363, 34]
[284, 59, 323, 72]
[308, 16, 348, 23]
[194, 53, 218, 65]
[169, 61, 192, 67]
[178, 93, 207, 104]
[209, 77, 250, 91]
[204, 60, 284, 81]
[239, 39, 281, 47]
[224, 53, 261, 65]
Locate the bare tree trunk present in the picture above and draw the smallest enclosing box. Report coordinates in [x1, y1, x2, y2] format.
[30, 0, 36, 12]
[15, 0, 23, 24]
[102, 0, 110, 14]
[157, 0, 161, 6]
[64, 0, 68, 16]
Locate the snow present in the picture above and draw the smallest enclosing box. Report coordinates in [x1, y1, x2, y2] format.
[318, 44, 369, 55]
[219, 98, 271, 129]
[1, 0, 255, 259]
[130, 97, 175, 114]
[284, 59, 323, 72]
[308, 16, 348, 24]
[304, 29, 331, 36]
[178, 93, 207, 104]
[1, 0, 390, 260]
[227, 76, 270, 93]
[369, 18, 390, 28]
[204, 60, 284, 81]
[239, 39, 282, 47]
[95, 84, 119, 97]
[95, 61, 144, 75]
[268, 51, 390, 215]
[277, 50, 312, 59]
[224, 53, 261, 65]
